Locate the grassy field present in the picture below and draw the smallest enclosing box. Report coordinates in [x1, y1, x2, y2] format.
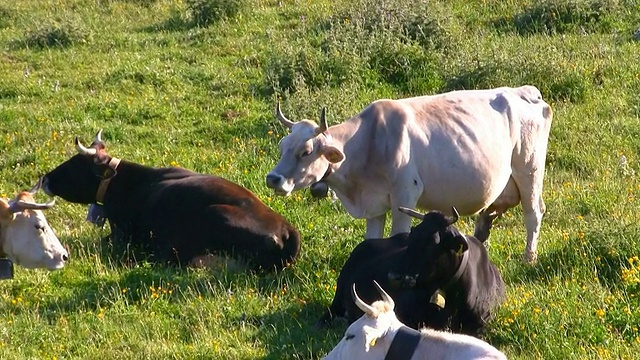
[1, 0, 640, 358]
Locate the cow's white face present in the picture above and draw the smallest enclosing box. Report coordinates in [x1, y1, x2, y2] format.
[267, 120, 344, 196]
[323, 300, 400, 360]
[0, 195, 68, 270]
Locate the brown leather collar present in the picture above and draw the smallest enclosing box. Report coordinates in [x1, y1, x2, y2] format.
[96, 157, 120, 205]
[442, 247, 470, 290]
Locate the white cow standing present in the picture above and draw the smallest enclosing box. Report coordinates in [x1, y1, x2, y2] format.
[0, 191, 68, 270]
[323, 281, 507, 360]
[266, 86, 553, 262]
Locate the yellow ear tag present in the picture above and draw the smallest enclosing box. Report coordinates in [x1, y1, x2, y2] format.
[370, 338, 376, 347]
[430, 289, 446, 309]
[456, 244, 464, 256]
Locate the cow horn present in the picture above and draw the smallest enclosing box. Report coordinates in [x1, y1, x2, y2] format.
[398, 207, 424, 220]
[315, 106, 328, 136]
[93, 129, 103, 144]
[29, 177, 43, 194]
[373, 280, 395, 310]
[447, 207, 460, 225]
[352, 283, 376, 316]
[75, 137, 97, 156]
[275, 102, 296, 129]
[8, 198, 55, 212]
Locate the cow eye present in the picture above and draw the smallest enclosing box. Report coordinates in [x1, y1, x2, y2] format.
[345, 334, 355, 341]
[34, 224, 44, 232]
[299, 150, 312, 158]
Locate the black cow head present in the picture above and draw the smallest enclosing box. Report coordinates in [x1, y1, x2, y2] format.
[40, 130, 117, 204]
[388, 207, 468, 289]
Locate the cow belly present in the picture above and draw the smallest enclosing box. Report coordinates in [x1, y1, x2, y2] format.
[416, 171, 512, 215]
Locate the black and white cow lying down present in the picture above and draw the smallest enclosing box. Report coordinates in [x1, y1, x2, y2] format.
[38, 131, 301, 271]
[323, 281, 507, 360]
[319, 208, 505, 336]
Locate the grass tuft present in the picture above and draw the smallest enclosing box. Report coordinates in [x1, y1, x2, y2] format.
[185, 0, 247, 27]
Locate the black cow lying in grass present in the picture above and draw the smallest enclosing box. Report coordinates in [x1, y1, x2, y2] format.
[318, 207, 505, 336]
[38, 130, 301, 272]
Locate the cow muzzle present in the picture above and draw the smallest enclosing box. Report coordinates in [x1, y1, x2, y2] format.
[265, 173, 293, 196]
[388, 272, 417, 288]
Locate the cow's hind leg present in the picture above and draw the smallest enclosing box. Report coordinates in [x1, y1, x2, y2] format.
[474, 178, 521, 243]
[511, 170, 546, 264]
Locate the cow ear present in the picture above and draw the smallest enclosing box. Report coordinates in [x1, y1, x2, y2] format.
[322, 145, 344, 163]
[0, 199, 14, 222]
[449, 235, 469, 256]
[363, 325, 385, 352]
[454, 235, 469, 256]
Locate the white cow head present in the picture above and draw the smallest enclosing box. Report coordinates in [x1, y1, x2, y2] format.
[0, 191, 68, 270]
[266, 103, 344, 196]
[323, 281, 403, 360]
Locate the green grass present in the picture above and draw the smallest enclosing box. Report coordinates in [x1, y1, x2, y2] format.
[1, 0, 640, 358]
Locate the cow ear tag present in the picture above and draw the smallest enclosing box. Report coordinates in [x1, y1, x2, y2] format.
[323, 146, 344, 163]
[455, 244, 464, 256]
[430, 289, 446, 309]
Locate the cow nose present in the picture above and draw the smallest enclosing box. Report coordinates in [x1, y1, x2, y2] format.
[266, 174, 283, 188]
[388, 272, 416, 288]
[388, 272, 403, 286]
[62, 253, 69, 262]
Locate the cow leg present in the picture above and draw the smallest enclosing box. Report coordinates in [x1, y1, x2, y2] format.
[365, 213, 386, 239]
[389, 176, 423, 236]
[511, 171, 546, 264]
[474, 209, 500, 243]
[474, 178, 521, 243]
[389, 206, 414, 236]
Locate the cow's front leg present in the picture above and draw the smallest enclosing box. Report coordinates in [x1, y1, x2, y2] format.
[390, 206, 414, 236]
[390, 177, 423, 236]
[364, 213, 386, 239]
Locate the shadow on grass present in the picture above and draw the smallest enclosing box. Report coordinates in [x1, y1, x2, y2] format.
[242, 301, 342, 360]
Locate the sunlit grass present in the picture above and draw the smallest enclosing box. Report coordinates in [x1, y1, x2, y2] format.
[0, 0, 639, 359]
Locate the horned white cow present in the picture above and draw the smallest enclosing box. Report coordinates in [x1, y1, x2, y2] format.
[323, 281, 507, 360]
[0, 191, 68, 270]
[266, 86, 553, 262]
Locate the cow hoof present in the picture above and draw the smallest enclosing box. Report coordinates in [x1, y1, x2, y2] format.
[524, 251, 538, 264]
[310, 181, 329, 198]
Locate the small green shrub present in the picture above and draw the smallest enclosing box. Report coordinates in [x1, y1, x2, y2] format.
[23, 20, 88, 49]
[324, 0, 458, 52]
[368, 40, 443, 94]
[496, 0, 621, 35]
[263, 44, 367, 96]
[186, 0, 246, 27]
[443, 60, 589, 103]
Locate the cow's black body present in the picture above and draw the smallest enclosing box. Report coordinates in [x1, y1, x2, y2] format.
[41, 136, 301, 271]
[319, 210, 504, 336]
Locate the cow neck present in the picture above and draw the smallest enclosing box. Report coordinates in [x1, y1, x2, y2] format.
[384, 325, 421, 360]
[443, 248, 469, 289]
[95, 157, 121, 205]
[319, 131, 335, 182]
